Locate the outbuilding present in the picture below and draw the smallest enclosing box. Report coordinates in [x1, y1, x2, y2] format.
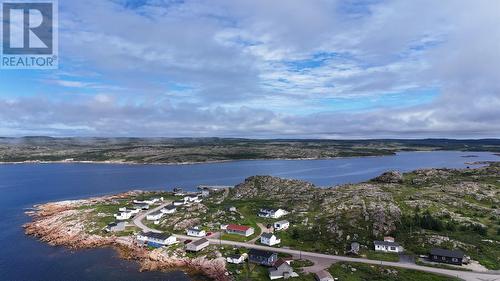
[186, 238, 210, 252]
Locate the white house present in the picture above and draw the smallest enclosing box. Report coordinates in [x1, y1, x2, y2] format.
[226, 224, 255, 237]
[144, 197, 163, 205]
[258, 208, 288, 219]
[160, 205, 177, 214]
[185, 238, 210, 252]
[269, 259, 298, 280]
[374, 237, 403, 253]
[226, 253, 247, 264]
[173, 200, 185, 206]
[186, 227, 206, 237]
[273, 220, 290, 231]
[118, 207, 140, 214]
[184, 194, 199, 203]
[137, 232, 176, 247]
[261, 233, 281, 246]
[114, 210, 133, 220]
[134, 203, 150, 210]
[146, 211, 164, 221]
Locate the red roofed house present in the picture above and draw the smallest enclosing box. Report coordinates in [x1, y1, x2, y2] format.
[226, 224, 255, 237]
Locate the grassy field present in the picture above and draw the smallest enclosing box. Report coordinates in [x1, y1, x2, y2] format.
[365, 251, 400, 262]
[328, 262, 461, 281]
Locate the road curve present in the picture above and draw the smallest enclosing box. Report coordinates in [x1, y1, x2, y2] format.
[132, 202, 171, 233]
[172, 234, 500, 281]
[133, 207, 499, 281]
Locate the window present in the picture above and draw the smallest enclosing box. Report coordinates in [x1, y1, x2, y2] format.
[442, 256, 446, 260]
[452, 258, 458, 262]
[390, 246, 396, 250]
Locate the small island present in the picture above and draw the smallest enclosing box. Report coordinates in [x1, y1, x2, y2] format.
[24, 163, 500, 281]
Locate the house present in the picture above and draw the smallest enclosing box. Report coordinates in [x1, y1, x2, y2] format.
[173, 200, 185, 206]
[144, 197, 163, 204]
[226, 224, 255, 237]
[226, 253, 247, 264]
[114, 210, 133, 220]
[261, 233, 281, 246]
[184, 194, 199, 202]
[146, 211, 164, 221]
[350, 242, 360, 254]
[374, 237, 403, 253]
[228, 206, 237, 212]
[134, 203, 150, 210]
[258, 208, 288, 219]
[105, 221, 126, 232]
[273, 220, 290, 231]
[136, 232, 177, 247]
[315, 270, 335, 281]
[248, 249, 278, 266]
[269, 258, 298, 280]
[186, 227, 206, 237]
[201, 189, 210, 197]
[185, 238, 210, 252]
[429, 248, 464, 265]
[160, 205, 176, 214]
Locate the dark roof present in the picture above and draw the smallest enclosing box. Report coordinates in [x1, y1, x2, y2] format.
[141, 232, 171, 240]
[273, 258, 290, 269]
[261, 233, 276, 239]
[248, 249, 276, 259]
[374, 240, 400, 247]
[164, 205, 176, 210]
[107, 222, 117, 227]
[430, 248, 464, 259]
[189, 238, 209, 247]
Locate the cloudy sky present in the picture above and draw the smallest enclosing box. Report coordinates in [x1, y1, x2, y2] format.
[1, 0, 499, 138]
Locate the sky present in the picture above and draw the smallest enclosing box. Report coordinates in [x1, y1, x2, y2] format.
[0, 0, 499, 139]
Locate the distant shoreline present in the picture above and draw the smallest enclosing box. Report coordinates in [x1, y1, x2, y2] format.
[1, 150, 498, 166]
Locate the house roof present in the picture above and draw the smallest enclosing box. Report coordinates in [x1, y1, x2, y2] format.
[374, 240, 400, 247]
[430, 248, 464, 259]
[273, 258, 290, 269]
[188, 227, 203, 232]
[189, 238, 209, 247]
[248, 249, 276, 259]
[227, 224, 251, 232]
[261, 233, 276, 239]
[164, 205, 176, 210]
[275, 220, 289, 224]
[315, 270, 333, 279]
[149, 211, 163, 216]
[140, 232, 171, 240]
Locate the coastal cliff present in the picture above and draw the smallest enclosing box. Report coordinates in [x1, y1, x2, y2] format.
[23, 192, 229, 281]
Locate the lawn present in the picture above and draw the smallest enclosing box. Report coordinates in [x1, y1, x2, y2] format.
[365, 251, 400, 262]
[328, 262, 461, 281]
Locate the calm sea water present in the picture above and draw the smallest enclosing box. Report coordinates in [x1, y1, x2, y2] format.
[0, 151, 498, 281]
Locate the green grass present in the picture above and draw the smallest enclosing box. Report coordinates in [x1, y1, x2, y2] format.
[365, 251, 400, 262]
[328, 262, 461, 281]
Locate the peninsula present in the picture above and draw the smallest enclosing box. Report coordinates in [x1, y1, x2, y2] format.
[24, 163, 500, 281]
[3, 137, 500, 164]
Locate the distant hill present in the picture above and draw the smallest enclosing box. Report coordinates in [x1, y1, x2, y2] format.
[0, 137, 499, 163]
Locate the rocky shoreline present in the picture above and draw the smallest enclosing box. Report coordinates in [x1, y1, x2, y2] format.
[23, 192, 229, 281]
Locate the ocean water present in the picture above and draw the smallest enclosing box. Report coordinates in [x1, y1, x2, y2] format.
[0, 151, 497, 280]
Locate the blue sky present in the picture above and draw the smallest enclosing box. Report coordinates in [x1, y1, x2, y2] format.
[0, 0, 499, 138]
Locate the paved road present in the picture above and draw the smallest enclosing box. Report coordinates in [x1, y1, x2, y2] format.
[132, 201, 171, 233]
[133, 207, 500, 281]
[172, 234, 500, 281]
